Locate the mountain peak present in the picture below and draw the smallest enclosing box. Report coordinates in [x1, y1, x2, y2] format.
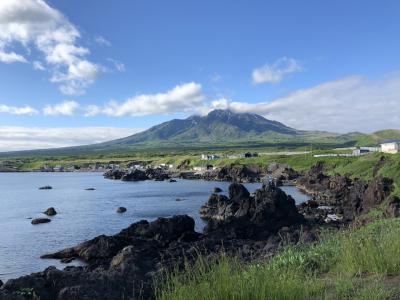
[206, 109, 235, 117]
[111, 109, 298, 146]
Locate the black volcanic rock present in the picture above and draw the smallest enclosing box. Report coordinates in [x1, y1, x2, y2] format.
[203, 164, 262, 182]
[121, 169, 148, 181]
[3, 208, 309, 300]
[116, 207, 127, 213]
[103, 170, 125, 180]
[145, 168, 170, 181]
[31, 218, 51, 225]
[297, 163, 394, 221]
[39, 185, 52, 190]
[44, 207, 57, 216]
[200, 182, 303, 239]
[213, 187, 222, 193]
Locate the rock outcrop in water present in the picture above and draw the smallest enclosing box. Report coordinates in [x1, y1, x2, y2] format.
[44, 207, 57, 216]
[116, 207, 127, 213]
[104, 168, 170, 182]
[31, 218, 51, 225]
[38, 186, 52, 190]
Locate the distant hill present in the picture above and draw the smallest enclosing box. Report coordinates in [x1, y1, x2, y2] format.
[356, 129, 400, 146]
[1, 110, 399, 157]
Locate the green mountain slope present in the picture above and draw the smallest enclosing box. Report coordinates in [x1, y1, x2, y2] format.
[356, 129, 400, 146]
[109, 109, 299, 145]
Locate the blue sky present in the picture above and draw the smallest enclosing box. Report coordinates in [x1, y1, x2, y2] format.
[0, 0, 399, 150]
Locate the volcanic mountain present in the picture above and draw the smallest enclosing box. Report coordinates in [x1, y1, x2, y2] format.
[1, 109, 368, 156]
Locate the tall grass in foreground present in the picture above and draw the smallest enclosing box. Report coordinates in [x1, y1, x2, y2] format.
[338, 220, 400, 276]
[156, 219, 400, 300]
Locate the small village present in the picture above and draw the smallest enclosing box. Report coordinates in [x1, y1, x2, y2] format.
[1, 141, 399, 173]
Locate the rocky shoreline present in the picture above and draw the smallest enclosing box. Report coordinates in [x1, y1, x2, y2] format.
[0, 162, 397, 299]
[103, 162, 299, 184]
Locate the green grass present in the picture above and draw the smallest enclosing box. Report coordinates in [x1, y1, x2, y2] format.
[156, 219, 400, 300]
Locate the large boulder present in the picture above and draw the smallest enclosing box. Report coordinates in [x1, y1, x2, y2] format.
[201, 182, 303, 239]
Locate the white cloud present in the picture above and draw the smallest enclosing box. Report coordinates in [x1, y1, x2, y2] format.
[0, 50, 27, 63]
[43, 100, 79, 116]
[0, 0, 102, 95]
[90, 82, 205, 117]
[204, 75, 400, 133]
[0, 126, 143, 151]
[252, 57, 303, 85]
[32, 60, 45, 70]
[94, 35, 111, 47]
[107, 58, 125, 72]
[0, 104, 38, 115]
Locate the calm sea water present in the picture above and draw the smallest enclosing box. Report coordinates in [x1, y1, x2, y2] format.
[0, 172, 308, 281]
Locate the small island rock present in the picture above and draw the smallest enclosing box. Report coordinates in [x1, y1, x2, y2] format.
[39, 185, 52, 190]
[44, 207, 57, 216]
[31, 218, 51, 225]
[85, 188, 95, 191]
[213, 187, 222, 193]
[117, 207, 127, 213]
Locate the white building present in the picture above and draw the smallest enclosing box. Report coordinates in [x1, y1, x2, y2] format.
[352, 147, 379, 156]
[380, 142, 400, 154]
[201, 154, 220, 160]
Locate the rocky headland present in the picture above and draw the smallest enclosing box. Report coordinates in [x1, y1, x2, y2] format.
[0, 182, 310, 300]
[103, 162, 299, 184]
[0, 162, 396, 299]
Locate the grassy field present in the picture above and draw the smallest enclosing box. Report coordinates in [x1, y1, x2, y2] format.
[157, 219, 400, 300]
